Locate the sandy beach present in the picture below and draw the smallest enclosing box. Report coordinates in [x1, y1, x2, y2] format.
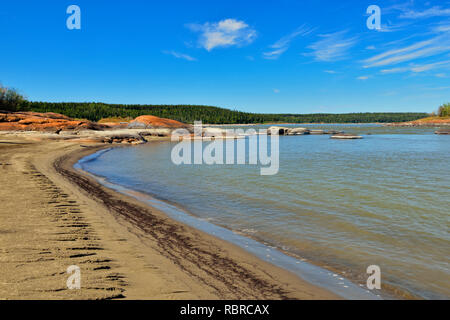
[0, 133, 337, 299]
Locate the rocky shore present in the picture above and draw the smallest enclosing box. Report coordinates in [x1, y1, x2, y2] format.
[385, 117, 450, 127]
[266, 126, 362, 139]
[0, 111, 191, 144]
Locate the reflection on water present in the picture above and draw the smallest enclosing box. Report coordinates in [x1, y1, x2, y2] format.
[79, 124, 450, 299]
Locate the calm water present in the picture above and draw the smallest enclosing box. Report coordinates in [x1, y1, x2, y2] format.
[78, 124, 450, 299]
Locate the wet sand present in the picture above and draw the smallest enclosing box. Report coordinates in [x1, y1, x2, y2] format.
[0, 134, 337, 299]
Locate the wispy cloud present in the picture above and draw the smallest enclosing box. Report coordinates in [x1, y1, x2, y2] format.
[380, 60, 450, 74]
[263, 48, 288, 60]
[377, 23, 409, 33]
[273, 88, 280, 93]
[357, 76, 370, 80]
[432, 21, 450, 33]
[399, 6, 450, 19]
[324, 70, 338, 74]
[306, 31, 357, 62]
[163, 50, 197, 61]
[186, 19, 256, 51]
[263, 25, 315, 60]
[363, 34, 450, 68]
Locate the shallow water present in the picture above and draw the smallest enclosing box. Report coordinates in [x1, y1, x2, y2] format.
[78, 124, 450, 299]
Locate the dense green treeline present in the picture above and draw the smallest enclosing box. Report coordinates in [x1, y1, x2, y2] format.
[0, 85, 26, 111]
[438, 103, 450, 117]
[24, 101, 428, 124]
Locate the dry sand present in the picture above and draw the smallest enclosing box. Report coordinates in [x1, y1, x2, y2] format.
[0, 133, 337, 299]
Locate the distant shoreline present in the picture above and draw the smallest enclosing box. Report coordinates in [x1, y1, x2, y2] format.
[205, 122, 385, 126]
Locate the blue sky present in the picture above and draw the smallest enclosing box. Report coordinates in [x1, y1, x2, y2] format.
[1, 0, 449, 113]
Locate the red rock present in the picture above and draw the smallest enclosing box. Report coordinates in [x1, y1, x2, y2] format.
[129, 115, 190, 129]
[0, 111, 109, 132]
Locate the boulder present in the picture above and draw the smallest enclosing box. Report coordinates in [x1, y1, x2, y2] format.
[203, 127, 230, 138]
[435, 129, 450, 135]
[128, 115, 190, 129]
[331, 133, 363, 139]
[267, 126, 291, 135]
[309, 129, 325, 134]
[326, 130, 344, 135]
[287, 127, 309, 135]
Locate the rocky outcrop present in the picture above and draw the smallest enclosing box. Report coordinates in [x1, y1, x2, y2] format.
[330, 133, 363, 139]
[435, 129, 450, 135]
[78, 128, 174, 144]
[203, 127, 226, 137]
[386, 117, 450, 127]
[0, 111, 108, 132]
[0, 112, 191, 145]
[267, 126, 291, 135]
[327, 130, 344, 135]
[128, 115, 191, 129]
[267, 126, 343, 136]
[286, 127, 309, 135]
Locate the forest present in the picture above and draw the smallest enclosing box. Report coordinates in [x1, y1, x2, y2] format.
[23, 101, 428, 124]
[0, 84, 429, 124]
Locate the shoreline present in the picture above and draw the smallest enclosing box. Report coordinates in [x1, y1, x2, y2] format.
[205, 122, 385, 126]
[75, 141, 428, 300]
[58, 143, 341, 299]
[0, 134, 339, 299]
[75, 152, 381, 300]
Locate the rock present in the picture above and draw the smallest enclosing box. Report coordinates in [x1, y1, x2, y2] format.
[0, 111, 108, 132]
[309, 129, 325, 134]
[331, 133, 363, 139]
[139, 128, 172, 137]
[267, 126, 291, 135]
[203, 127, 226, 137]
[128, 115, 190, 129]
[287, 128, 309, 135]
[435, 129, 450, 135]
[327, 130, 344, 135]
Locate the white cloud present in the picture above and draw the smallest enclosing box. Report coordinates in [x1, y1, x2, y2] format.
[376, 22, 410, 33]
[366, 45, 376, 50]
[432, 22, 450, 33]
[273, 88, 280, 93]
[399, 6, 450, 19]
[380, 60, 450, 74]
[363, 35, 450, 68]
[163, 50, 197, 61]
[187, 19, 256, 51]
[263, 25, 315, 60]
[306, 31, 357, 62]
[380, 67, 409, 74]
[263, 48, 288, 60]
[357, 76, 370, 80]
[324, 70, 338, 74]
[411, 60, 450, 72]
